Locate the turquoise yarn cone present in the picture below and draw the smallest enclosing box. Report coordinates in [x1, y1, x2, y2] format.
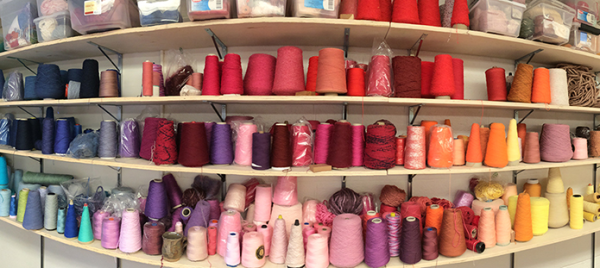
[57, 207, 66, 234]
[78, 204, 94, 243]
[64, 200, 78, 239]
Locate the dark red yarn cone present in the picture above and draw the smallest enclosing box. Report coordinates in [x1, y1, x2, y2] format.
[379, 0, 392, 21]
[418, 0, 441, 26]
[392, 0, 420, 24]
[178, 122, 210, 167]
[356, 0, 381, 21]
[365, 120, 397, 170]
[153, 120, 178, 165]
[451, 0, 470, 27]
[327, 121, 353, 169]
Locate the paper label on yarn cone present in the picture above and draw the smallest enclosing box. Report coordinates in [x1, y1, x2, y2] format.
[192, 0, 223, 10]
[256, 245, 265, 259]
[304, 0, 334, 11]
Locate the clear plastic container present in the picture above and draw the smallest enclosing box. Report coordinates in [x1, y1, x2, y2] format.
[34, 11, 74, 42]
[37, 0, 69, 17]
[566, 23, 597, 53]
[520, 0, 576, 44]
[237, 0, 286, 18]
[291, 0, 340, 18]
[187, 0, 231, 21]
[138, 0, 181, 26]
[560, 0, 598, 28]
[0, 0, 38, 51]
[68, 0, 140, 34]
[470, 0, 526, 37]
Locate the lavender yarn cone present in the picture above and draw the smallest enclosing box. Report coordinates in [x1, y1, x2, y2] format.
[184, 200, 211, 236]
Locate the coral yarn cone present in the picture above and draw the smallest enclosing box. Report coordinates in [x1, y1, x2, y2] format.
[523, 132, 540, 164]
[466, 123, 482, 167]
[531, 68, 551, 104]
[479, 126, 490, 163]
[484, 123, 508, 168]
[506, 119, 521, 166]
[514, 193, 533, 242]
[427, 125, 454, 168]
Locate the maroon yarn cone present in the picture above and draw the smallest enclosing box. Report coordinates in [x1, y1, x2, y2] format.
[272, 46, 305, 95]
[178, 122, 210, 167]
[140, 117, 166, 160]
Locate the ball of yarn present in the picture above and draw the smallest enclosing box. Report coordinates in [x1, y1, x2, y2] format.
[328, 188, 363, 215]
[379, 185, 406, 207]
[316, 202, 336, 226]
[474, 180, 505, 201]
[431, 197, 454, 209]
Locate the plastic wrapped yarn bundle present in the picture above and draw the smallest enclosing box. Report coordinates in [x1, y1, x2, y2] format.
[303, 199, 318, 224]
[119, 119, 140, 158]
[67, 132, 99, 159]
[366, 55, 392, 96]
[223, 183, 246, 212]
[273, 176, 298, 206]
[292, 123, 313, 167]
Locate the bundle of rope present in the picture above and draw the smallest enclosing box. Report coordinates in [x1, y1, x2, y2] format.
[556, 64, 598, 107]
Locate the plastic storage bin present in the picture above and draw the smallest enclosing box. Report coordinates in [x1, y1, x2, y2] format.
[138, 0, 181, 26]
[34, 11, 74, 42]
[520, 0, 575, 44]
[469, 0, 526, 37]
[565, 23, 597, 53]
[291, 0, 340, 18]
[0, 0, 38, 50]
[68, 0, 140, 34]
[187, 0, 231, 20]
[237, 0, 286, 18]
[37, 0, 69, 17]
[560, 0, 598, 28]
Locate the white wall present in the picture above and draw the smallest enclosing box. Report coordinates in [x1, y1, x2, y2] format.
[0, 41, 597, 268]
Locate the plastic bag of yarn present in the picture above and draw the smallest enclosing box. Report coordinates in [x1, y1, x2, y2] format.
[0, 114, 14, 145]
[66, 131, 99, 159]
[101, 192, 141, 218]
[60, 177, 103, 202]
[163, 49, 196, 96]
[366, 39, 394, 97]
[473, 177, 505, 201]
[3, 71, 24, 101]
[71, 185, 106, 216]
[119, 118, 140, 158]
[291, 117, 314, 167]
[237, 0, 286, 18]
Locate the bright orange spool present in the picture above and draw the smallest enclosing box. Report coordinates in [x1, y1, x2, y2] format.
[315, 48, 347, 94]
[514, 193, 533, 242]
[479, 126, 490, 163]
[484, 123, 508, 168]
[466, 123, 482, 166]
[420, 120, 437, 146]
[347, 68, 366, 96]
[531, 67, 551, 104]
[425, 204, 444, 235]
[428, 125, 454, 168]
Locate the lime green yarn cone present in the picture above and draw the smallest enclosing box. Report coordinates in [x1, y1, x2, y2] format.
[16, 189, 30, 223]
[78, 204, 94, 244]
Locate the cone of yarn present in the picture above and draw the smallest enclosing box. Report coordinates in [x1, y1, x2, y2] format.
[119, 209, 142, 253]
[152, 120, 178, 165]
[517, 123, 527, 156]
[573, 138, 588, 160]
[483, 123, 508, 168]
[269, 216, 287, 264]
[379, 0, 392, 21]
[427, 125, 453, 168]
[570, 195, 584, 229]
[366, 55, 392, 96]
[418, 0, 441, 26]
[392, 0, 419, 23]
[523, 179, 541, 197]
[546, 192, 569, 228]
[306, 233, 329, 268]
[584, 193, 600, 203]
[546, 168, 564, 194]
[451, 0, 469, 28]
[315, 48, 347, 94]
[217, 210, 243, 257]
[395, 136, 405, 165]
[306, 56, 319, 93]
[364, 218, 389, 267]
[506, 119, 521, 165]
[254, 185, 272, 223]
[507, 195, 518, 227]
[523, 132, 541, 163]
[496, 206, 511, 246]
[502, 183, 517, 206]
[353, 124, 366, 166]
[439, 208, 466, 257]
[364, 121, 397, 170]
[330, 214, 364, 267]
[327, 121, 353, 169]
[224, 183, 247, 212]
[507, 63, 533, 103]
[465, 123, 482, 167]
[479, 126, 490, 162]
[591, 131, 600, 157]
[531, 68, 551, 103]
[347, 68, 365, 96]
[139, 117, 165, 160]
[453, 139, 465, 166]
[514, 193, 533, 242]
[430, 55, 455, 99]
[485, 67, 507, 101]
[540, 124, 573, 162]
[179, 122, 210, 167]
[451, 58, 464, 99]
[187, 226, 208, 261]
[549, 68, 569, 106]
[273, 176, 298, 206]
[400, 217, 422, 264]
[271, 124, 292, 169]
[272, 46, 305, 95]
[478, 208, 496, 248]
[587, 184, 595, 195]
[404, 125, 426, 170]
[22, 190, 43, 230]
[421, 61, 435, 98]
[202, 55, 221, 95]
[285, 221, 305, 268]
[420, 120, 437, 146]
[356, 0, 381, 20]
[425, 204, 443, 235]
[530, 197, 549, 235]
[393, 56, 421, 98]
[78, 204, 94, 243]
[185, 200, 211, 236]
[240, 231, 265, 267]
[235, 123, 258, 166]
[244, 54, 276, 95]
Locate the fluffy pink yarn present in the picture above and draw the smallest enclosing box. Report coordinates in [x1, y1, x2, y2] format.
[315, 201, 335, 226]
[431, 197, 454, 209]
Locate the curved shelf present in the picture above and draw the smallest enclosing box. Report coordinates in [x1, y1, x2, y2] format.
[1, 146, 598, 177]
[1, 214, 599, 268]
[1, 18, 600, 70]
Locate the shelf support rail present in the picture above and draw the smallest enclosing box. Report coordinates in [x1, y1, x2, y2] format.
[514, 49, 543, 70]
[343, 28, 350, 58]
[407, 34, 428, 57]
[17, 106, 44, 118]
[342, 102, 348, 120]
[205, 29, 228, 60]
[87, 42, 123, 74]
[97, 104, 122, 123]
[341, 176, 346, 189]
[408, 104, 423, 126]
[407, 174, 416, 199]
[7, 57, 42, 75]
[514, 109, 534, 124]
[512, 170, 524, 184]
[210, 102, 227, 122]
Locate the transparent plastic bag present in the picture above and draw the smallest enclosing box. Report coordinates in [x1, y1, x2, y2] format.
[67, 131, 99, 159]
[102, 192, 141, 217]
[138, 0, 182, 26]
[179, 85, 202, 96]
[272, 176, 298, 206]
[427, 124, 454, 168]
[366, 39, 393, 97]
[302, 198, 319, 224]
[119, 118, 140, 158]
[292, 117, 314, 167]
[135, 106, 161, 137]
[232, 119, 258, 166]
[3, 71, 24, 101]
[237, 0, 286, 18]
[0, 114, 14, 145]
[60, 177, 105, 216]
[472, 174, 505, 201]
[163, 49, 195, 96]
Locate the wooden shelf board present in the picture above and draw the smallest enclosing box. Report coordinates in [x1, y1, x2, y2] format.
[2, 215, 599, 268]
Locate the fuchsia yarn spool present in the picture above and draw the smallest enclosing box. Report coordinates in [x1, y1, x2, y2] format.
[221, 54, 244, 95]
[352, 124, 365, 166]
[315, 123, 334, 164]
[244, 54, 277, 95]
[272, 46, 305, 95]
[139, 117, 166, 160]
[367, 55, 392, 96]
[202, 55, 221, 95]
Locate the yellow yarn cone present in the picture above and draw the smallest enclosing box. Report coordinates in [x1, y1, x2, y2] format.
[506, 119, 520, 166]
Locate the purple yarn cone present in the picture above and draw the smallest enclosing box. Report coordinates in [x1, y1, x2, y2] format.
[168, 206, 184, 232]
[365, 218, 390, 268]
[145, 179, 168, 220]
[162, 174, 183, 209]
[184, 200, 211, 236]
[119, 119, 140, 157]
[210, 123, 233, 164]
[180, 206, 193, 224]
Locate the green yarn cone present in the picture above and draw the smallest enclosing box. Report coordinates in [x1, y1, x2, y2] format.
[78, 205, 94, 244]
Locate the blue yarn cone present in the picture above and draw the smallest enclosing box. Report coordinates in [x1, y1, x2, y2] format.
[0, 156, 7, 187]
[57, 207, 66, 234]
[22, 190, 43, 230]
[64, 201, 78, 238]
[9, 195, 17, 218]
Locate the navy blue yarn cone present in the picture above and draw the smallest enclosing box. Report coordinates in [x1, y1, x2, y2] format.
[42, 118, 55, 154]
[80, 59, 100, 98]
[35, 64, 64, 99]
[24, 76, 38, 100]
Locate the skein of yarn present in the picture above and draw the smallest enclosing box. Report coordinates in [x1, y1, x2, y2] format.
[539, 124, 573, 162]
[330, 214, 364, 267]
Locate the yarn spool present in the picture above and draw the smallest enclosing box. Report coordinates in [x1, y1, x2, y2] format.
[252, 132, 271, 170]
[508, 63, 533, 103]
[152, 120, 178, 165]
[306, 233, 329, 268]
[591, 131, 600, 157]
[570, 195, 584, 229]
[179, 122, 210, 167]
[217, 210, 243, 257]
[366, 55, 392, 96]
[479, 126, 490, 162]
[271, 123, 292, 169]
[365, 121, 397, 170]
[221, 53, 244, 95]
[187, 226, 209, 261]
[119, 208, 142, 253]
[418, 0, 441, 26]
[422, 227, 439, 260]
[451, 58, 464, 99]
[224, 183, 247, 212]
[404, 126, 426, 170]
[143, 222, 165, 255]
[92, 210, 108, 239]
[530, 197, 550, 235]
[273, 46, 305, 95]
[356, 0, 381, 20]
[451, 0, 470, 28]
[22, 190, 43, 230]
[314, 123, 333, 164]
[234, 123, 257, 166]
[400, 217, 422, 264]
[430, 54, 455, 99]
[549, 68, 570, 106]
[546, 192, 569, 228]
[211, 123, 234, 165]
[540, 124, 573, 162]
[421, 61, 435, 98]
[465, 123, 482, 167]
[185, 200, 211, 236]
[285, 221, 304, 268]
[202, 55, 221, 95]
[119, 119, 140, 158]
[139, 117, 166, 160]
[524, 179, 541, 197]
[244, 57, 277, 94]
[514, 193, 533, 242]
[327, 121, 352, 169]
[395, 136, 406, 165]
[1, 189, 14, 218]
[392, 0, 419, 23]
[347, 68, 365, 96]
[385, 213, 401, 256]
[439, 208, 466, 257]
[365, 218, 391, 266]
[241, 231, 265, 267]
[99, 70, 120, 97]
[315, 48, 347, 95]
[484, 123, 508, 168]
[101, 217, 120, 249]
[454, 191, 474, 208]
[532, 68, 551, 103]
[392, 56, 421, 98]
[428, 125, 453, 168]
[584, 212, 597, 222]
[352, 124, 366, 166]
[496, 206, 511, 246]
[269, 216, 288, 264]
[97, 120, 117, 159]
[573, 138, 588, 160]
[330, 214, 364, 267]
[145, 179, 169, 221]
[17, 188, 30, 223]
[35, 64, 64, 99]
[506, 119, 521, 165]
[523, 132, 541, 163]
[584, 193, 600, 203]
[421, 120, 437, 144]
[547, 167, 565, 193]
[502, 183, 518, 206]
[517, 123, 527, 156]
[478, 208, 496, 249]
[472, 199, 504, 216]
[80, 59, 100, 98]
[15, 119, 33, 151]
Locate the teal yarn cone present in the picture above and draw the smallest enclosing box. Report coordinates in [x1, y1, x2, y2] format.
[0, 156, 8, 188]
[78, 204, 94, 244]
[22, 190, 43, 230]
[57, 207, 66, 234]
[64, 200, 78, 239]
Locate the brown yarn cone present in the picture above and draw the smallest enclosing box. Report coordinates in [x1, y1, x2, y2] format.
[523, 132, 540, 163]
[507, 63, 533, 103]
[439, 208, 467, 257]
[589, 131, 600, 157]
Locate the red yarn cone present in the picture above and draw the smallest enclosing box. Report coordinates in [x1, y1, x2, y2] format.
[419, 0, 441, 26]
[379, 0, 392, 21]
[153, 120, 178, 165]
[392, 0, 420, 24]
[220, 54, 244, 95]
[306, 56, 319, 93]
[430, 54, 455, 99]
[451, 0, 470, 28]
[356, 0, 381, 21]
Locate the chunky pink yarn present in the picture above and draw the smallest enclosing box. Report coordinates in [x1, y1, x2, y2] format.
[408, 196, 432, 217]
[315, 201, 335, 226]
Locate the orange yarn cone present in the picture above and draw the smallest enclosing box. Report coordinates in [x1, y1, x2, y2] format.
[517, 123, 526, 156]
[514, 193, 533, 242]
[507, 63, 533, 103]
[428, 125, 454, 168]
[421, 120, 437, 146]
[425, 204, 444, 235]
[484, 123, 508, 168]
[466, 123, 482, 167]
[531, 68, 551, 104]
[479, 126, 490, 163]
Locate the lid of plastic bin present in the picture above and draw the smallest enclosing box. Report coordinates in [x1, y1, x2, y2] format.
[469, 0, 525, 12]
[33, 10, 70, 23]
[526, 0, 576, 14]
